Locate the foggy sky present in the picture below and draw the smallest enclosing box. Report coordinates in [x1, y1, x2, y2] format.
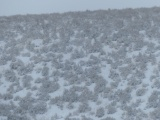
[0, 0, 160, 16]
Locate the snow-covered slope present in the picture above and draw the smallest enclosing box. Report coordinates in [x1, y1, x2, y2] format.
[0, 7, 160, 120]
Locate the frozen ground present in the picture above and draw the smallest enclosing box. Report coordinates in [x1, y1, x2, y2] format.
[0, 7, 160, 120]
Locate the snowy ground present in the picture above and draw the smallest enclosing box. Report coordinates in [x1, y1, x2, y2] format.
[0, 7, 160, 120]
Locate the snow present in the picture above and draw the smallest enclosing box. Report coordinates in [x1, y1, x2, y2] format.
[0, 116, 7, 120]
[1, 7, 160, 120]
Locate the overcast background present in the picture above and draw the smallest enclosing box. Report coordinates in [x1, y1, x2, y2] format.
[0, 0, 160, 16]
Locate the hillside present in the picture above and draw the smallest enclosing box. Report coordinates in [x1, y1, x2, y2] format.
[0, 7, 160, 120]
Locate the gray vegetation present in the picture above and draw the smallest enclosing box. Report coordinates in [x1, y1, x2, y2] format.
[78, 102, 91, 113]
[4, 70, 17, 82]
[150, 108, 160, 120]
[0, 7, 160, 120]
[22, 75, 32, 89]
[41, 66, 49, 76]
[136, 88, 147, 96]
[101, 117, 116, 120]
[39, 80, 60, 93]
[96, 107, 105, 118]
[107, 105, 117, 114]
[148, 91, 160, 108]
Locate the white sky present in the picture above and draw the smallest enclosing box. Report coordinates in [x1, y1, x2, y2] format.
[0, 0, 160, 16]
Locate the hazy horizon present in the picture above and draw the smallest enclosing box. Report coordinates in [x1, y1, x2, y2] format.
[0, 0, 160, 16]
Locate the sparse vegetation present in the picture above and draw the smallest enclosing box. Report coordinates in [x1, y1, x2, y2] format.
[96, 107, 105, 118]
[0, 7, 160, 120]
